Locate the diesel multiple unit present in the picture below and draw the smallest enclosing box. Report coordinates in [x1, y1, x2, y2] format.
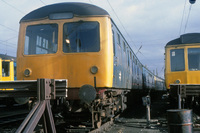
[16, 2, 164, 127]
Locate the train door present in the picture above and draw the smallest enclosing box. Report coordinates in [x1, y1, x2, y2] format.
[132, 56, 137, 89]
[112, 29, 117, 87]
[128, 52, 133, 89]
[112, 29, 122, 88]
[138, 64, 143, 89]
[126, 50, 132, 89]
[142, 68, 147, 89]
[122, 42, 127, 88]
[135, 60, 139, 89]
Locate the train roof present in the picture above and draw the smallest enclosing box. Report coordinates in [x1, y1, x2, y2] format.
[0, 54, 16, 61]
[20, 2, 109, 22]
[166, 33, 200, 46]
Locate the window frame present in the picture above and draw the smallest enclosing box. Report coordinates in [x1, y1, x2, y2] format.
[188, 48, 200, 71]
[24, 23, 58, 55]
[62, 21, 100, 53]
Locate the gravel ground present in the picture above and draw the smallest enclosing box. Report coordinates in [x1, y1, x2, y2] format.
[105, 98, 169, 133]
[105, 94, 200, 133]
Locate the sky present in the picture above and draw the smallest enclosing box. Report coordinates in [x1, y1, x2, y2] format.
[0, 0, 200, 78]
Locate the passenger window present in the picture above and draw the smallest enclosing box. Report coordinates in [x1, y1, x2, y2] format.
[123, 42, 126, 52]
[112, 30, 116, 56]
[170, 49, 185, 71]
[117, 33, 121, 47]
[137, 66, 139, 75]
[127, 49, 130, 67]
[130, 52, 132, 61]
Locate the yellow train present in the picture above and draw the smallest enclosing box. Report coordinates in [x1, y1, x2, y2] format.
[165, 33, 200, 109]
[0, 54, 15, 90]
[17, 2, 164, 127]
[0, 54, 16, 106]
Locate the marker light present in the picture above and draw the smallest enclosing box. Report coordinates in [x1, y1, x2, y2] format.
[24, 68, 32, 77]
[90, 66, 98, 74]
[49, 12, 73, 20]
[175, 79, 181, 84]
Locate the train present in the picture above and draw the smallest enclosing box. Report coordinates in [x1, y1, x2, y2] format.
[0, 54, 16, 105]
[165, 33, 200, 109]
[16, 2, 164, 128]
[0, 54, 15, 85]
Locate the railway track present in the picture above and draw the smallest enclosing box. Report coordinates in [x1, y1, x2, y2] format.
[63, 118, 115, 133]
[90, 117, 114, 133]
[55, 114, 120, 133]
[0, 109, 29, 125]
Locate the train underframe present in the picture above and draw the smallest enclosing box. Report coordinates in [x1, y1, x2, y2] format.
[169, 84, 200, 113]
[52, 88, 128, 128]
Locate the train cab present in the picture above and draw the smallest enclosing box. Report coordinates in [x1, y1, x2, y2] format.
[17, 3, 114, 92]
[165, 33, 200, 89]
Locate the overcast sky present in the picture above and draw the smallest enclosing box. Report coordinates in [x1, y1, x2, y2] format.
[0, 0, 199, 78]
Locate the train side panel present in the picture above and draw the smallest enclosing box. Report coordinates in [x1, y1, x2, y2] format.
[112, 21, 133, 89]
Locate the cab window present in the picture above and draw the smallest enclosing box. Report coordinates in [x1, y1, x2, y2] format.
[188, 48, 200, 71]
[63, 21, 100, 53]
[24, 24, 58, 55]
[170, 49, 185, 71]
